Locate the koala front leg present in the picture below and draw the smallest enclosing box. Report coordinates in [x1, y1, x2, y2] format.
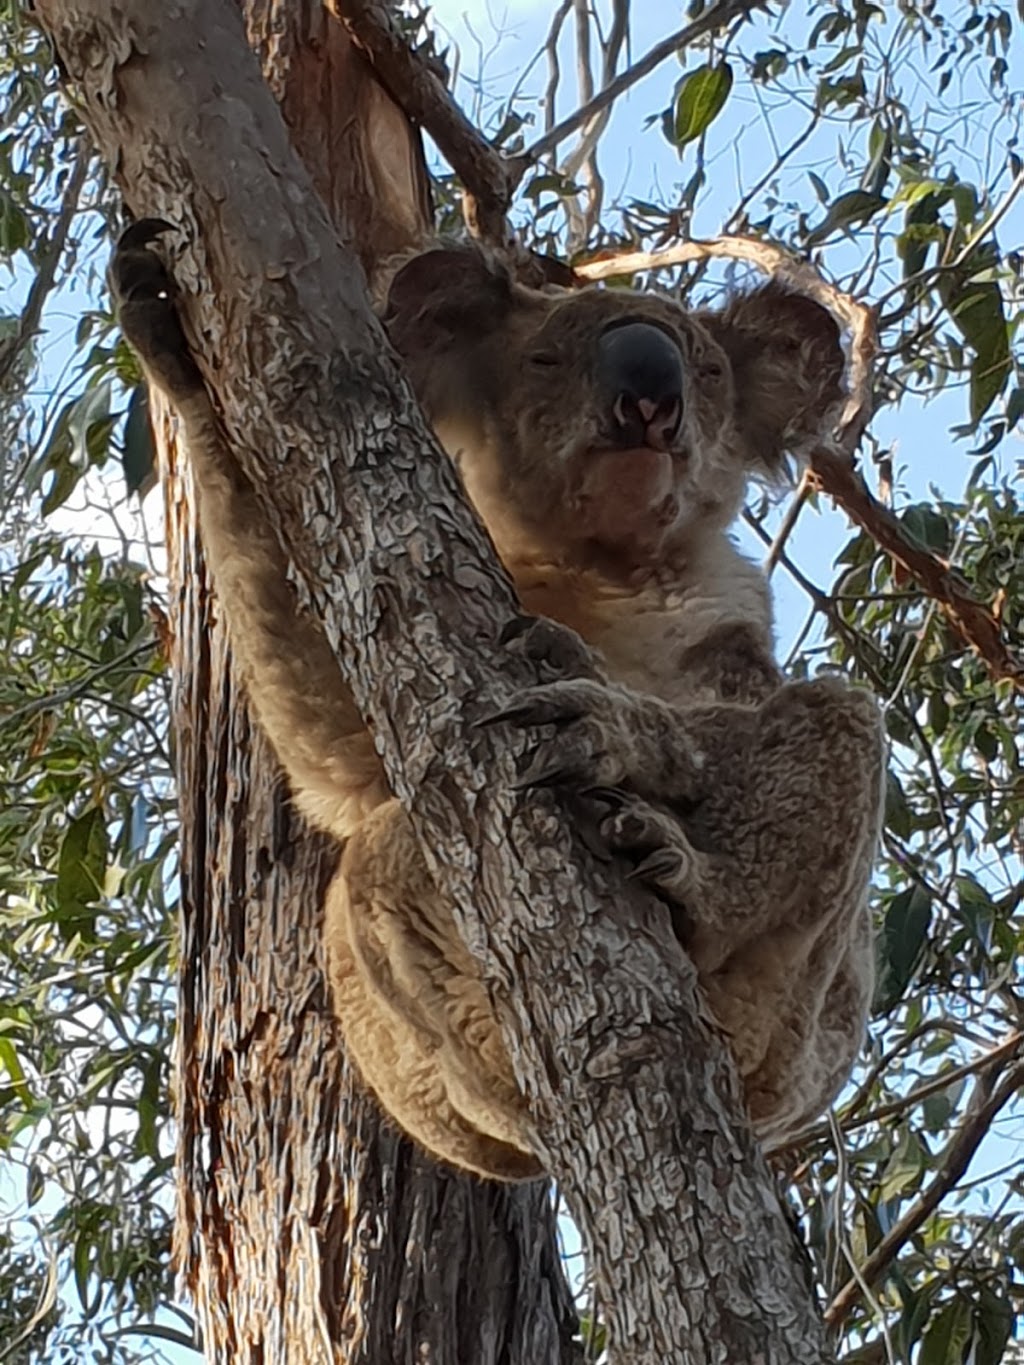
[111, 222, 388, 839]
[504, 675, 884, 1142]
[489, 674, 883, 960]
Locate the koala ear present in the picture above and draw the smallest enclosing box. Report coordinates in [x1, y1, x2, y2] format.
[700, 282, 845, 476]
[383, 246, 515, 361]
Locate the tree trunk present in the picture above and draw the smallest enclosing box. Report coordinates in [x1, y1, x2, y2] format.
[112, 4, 578, 1361]
[39, 0, 838, 1359]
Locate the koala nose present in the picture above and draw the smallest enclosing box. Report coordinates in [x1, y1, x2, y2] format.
[596, 322, 684, 451]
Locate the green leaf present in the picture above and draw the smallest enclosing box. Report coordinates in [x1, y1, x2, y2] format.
[55, 806, 109, 932]
[972, 1287, 1013, 1365]
[806, 190, 887, 246]
[136, 1056, 161, 1160]
[673, 62, 733, 148]
[938, 274, 1011, 423]
[68, 377, 113, 469]
[921, 1076, 965, 1133]
[901, 504, 953, 556]
[874, 886, 932, 1012]
[970, 347, 1012, 424]
[920, 1297, 972, 1365]
[884, 771, 913, 839]
[121, 385, 158, 498]
[879, 1126, 927, 1200]
[74, 1226, 95, 1313]
[0, 1037, 31, 1108]
[955, 874, 995, 951]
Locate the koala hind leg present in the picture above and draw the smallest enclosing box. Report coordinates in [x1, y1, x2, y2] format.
[324, 800, 541, 1181]
[598, 678, 883, 1142]
[685, 678, 883, 1136]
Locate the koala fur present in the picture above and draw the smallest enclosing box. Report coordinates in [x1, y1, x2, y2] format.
[112, 224, 885, 1181]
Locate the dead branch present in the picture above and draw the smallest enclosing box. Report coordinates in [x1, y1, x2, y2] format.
[824, 1052, 1024, 1328]
[576, 239, 1024, 690]
[541, 0, 574, 155]
[764, 469, 812, 578]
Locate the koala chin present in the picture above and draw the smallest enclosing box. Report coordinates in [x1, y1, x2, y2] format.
[112, 224, 885, 1181]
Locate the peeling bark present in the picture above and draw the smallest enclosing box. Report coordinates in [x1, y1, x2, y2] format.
[39, 0, 837, 1358]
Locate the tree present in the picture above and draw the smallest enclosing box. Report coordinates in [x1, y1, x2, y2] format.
[1, 0, 1021, 1362]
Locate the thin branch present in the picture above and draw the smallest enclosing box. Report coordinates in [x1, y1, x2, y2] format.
[576, 237, 1024, 689]
[764, 469, 812, 578]
[542, 0, 574, 148]
[780, 1030, 1024, 1153]
[808, 443, 1023, 687]
[522, 0, 768, 170]
[0, 138, 90, 397]
[724, 110, 821, 232]
[827, 1111, 897, 1365]
[824, 1054, 1024, 1328]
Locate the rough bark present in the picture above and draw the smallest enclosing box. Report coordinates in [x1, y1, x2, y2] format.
[133, 4, 578, 1361]
[38, 0, 837, 1358]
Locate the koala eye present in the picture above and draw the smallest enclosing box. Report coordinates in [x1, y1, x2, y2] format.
[701, 361, 724, 380]
[528, 352, 560, 368]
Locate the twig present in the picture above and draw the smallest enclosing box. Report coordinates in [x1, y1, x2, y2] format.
[764, 469, 812, 578]
[823, 1054, 1024, 1328]
[827, 1112, 897, 1365]
[576, 237, 1023, 689]
[542, 0, 574, 152]
[560, 0, 629, 248]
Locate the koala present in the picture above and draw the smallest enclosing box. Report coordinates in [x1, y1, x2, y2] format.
[112, 223, 885, 1182]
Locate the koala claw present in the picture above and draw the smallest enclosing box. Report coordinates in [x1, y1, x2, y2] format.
[478, 693, 587, 732]
[485, 678, 641, 794]
[514, 744, 610, 791]
[599, 795, 702, 908]
[629, 849, 687, 884]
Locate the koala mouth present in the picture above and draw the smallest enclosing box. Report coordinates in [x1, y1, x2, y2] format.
[575, 445, 683, 551]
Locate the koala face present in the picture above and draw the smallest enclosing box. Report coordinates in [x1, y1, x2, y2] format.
[384, 248, 844, 576]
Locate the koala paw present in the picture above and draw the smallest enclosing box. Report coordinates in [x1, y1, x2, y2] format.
[110, 219, 201, 398]
[498, 615, 602, 683]
[482, 678, 635, 791]
[595, 789, 702, 911]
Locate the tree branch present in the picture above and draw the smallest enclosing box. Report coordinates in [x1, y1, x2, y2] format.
[824, 1052, 1024, 1328]
[333, 0, 768, 245]
[38, 2, 836, 1358]
[576, 239, 1024, 690]
[779, 1030, 1024, 1153]
[330, 0, 515, 244]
